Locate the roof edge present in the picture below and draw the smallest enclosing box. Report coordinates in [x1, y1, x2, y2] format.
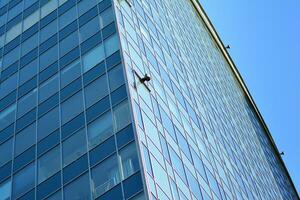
[190, 0, 299, 196]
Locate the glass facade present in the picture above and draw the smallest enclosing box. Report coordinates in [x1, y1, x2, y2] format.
[0, 0, 297, 200]
[0, 0, 143, 199]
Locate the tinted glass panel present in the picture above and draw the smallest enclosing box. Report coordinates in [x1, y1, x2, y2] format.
[63, 129, 87, 167]
[91, 155, 120, 198]
[38, 145, 61, 183]
[87, 111, 113, 150]
[64, 173, 91, 200]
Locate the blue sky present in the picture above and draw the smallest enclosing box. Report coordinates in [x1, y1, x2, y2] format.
[200, 0, 300, 193]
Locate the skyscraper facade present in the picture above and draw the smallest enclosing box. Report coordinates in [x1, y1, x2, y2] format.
[0, 0, 298, 200]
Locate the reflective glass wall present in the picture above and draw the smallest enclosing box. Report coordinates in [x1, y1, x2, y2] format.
[114, 0, 298, 200]
[0, 0, 144, 199]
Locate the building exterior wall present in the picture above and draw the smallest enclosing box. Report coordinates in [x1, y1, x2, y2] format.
[0, 0, 298, 200]
[0, 0, 144, 199]
[114, 0, 298, 200]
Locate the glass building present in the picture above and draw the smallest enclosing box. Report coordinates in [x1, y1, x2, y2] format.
[0, 0, 298, 200]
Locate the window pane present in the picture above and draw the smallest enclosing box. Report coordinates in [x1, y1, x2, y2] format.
[60, 31, 79, 57]
[23, 10, 39, 32]
[40, 19, 57, 43]
[79, 17, 100, 42]
[15, 122, 36, 156]
[0, 138, 13, 167]
[0, 104, 16, 131]
[104, 34, 119, 57]
[108, 64, 124, 92]
[100, 7, 114, 28]
[19, 59, 38, 85]
[119, 143, 139, 179]
[39, 45, 58, 71]
[91, 155, 120, 198]
[12, 162, 35, 199]
[17, 89, 37, 118]
[113, 100, 131, 132]
[41, 0, 58, 18]
[59, 6, 76, 29]
[38, 146, 61, 183]
[0, 73, 18, 99]
[84, 75, 108, 108]
[60, 60, 81, 88]
[63, 129, 87, 167]
[0, 179, 11, 200]
[77, 0, 97, 16]
[64, 173, 91, 200]
[38, 107, 59, 141]
[61, 91, 84, 124]
[87, 111, 113, 149]
[82, 44, 105, 72]
[39, 75, 59, 103]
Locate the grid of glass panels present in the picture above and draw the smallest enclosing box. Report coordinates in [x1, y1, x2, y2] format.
[0, 0, 145, 199]
[114, 0, 298, 200]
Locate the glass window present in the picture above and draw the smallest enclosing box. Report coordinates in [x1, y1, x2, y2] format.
[19, 59, 38, 85]
[40, 44, 58, 71]
[82, 43, 105, 72]
[0, 73, 18, 99]
[40, 19, 57, 43]
[64, 173, 91, 200]
[12, 162, 35, 199]
[23, 10, 39, 32]
[46, 190, 62, 200]
[5, 23, 22, 43]
[60, 60, 81, 88]
[0, 104, 16, 131]
[113, 100, 131, 132]
[59, 0, 67, 6]
[84, 75, 108, 108]
[119, 143, 139, 179]
[108, 64, 124, 92]
[38, 107, 59, 141]
[38, 146, 61, 183]
[59, 6, 77, 29]
[60, 31, 79, 57]
[104, 34, 119, 57]
[77, 0, 97, 16]
[41, 0, 58, 18]
[0, 138, 13, 167]
[24, 0, 36, 9]
[21, 33, 38, 56]
[87, 111, 113, 150]
[61, 91, 84, 124]
[100, 7, 114, 28]
[79, 16, 100, 42]
[169, 147, 187, 183]
[17, 88, 37, 118]
[176, 129, 192, 161]
[2, 46, 20, 70]
[39, 74, 59, 103]
[15, 122, 36, 156]
[91, 155, 120, 198]
[63, 129, 87, 167]
[0, 179, 11, 200]
[8, 2, 23, 21]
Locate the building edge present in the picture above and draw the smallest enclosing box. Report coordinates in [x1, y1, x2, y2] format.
[190, 0, 299, 197]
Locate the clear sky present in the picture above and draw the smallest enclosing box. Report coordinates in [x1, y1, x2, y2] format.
[200, 0, 300, 193]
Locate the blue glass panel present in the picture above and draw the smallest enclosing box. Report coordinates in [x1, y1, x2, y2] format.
[37, 172, 61, 200]
[96, 183, 122, 200]
[63, 154, 88, 184]
[61, 113, 85, 140]
[123, 172, 143, 199]
[89, 136, 116, 167]
[38, 129, 60, 157]
[13, 145, 35, 172]
[116, 124, 134, 149]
